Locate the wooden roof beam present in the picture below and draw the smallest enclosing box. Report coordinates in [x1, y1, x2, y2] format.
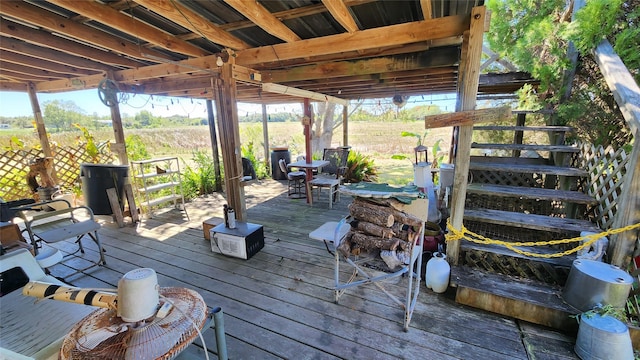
[224, 0, 301, 43]
[133, 0, 251, 50]
[236, 14, 468, 65]
[45, 0, 210, 58]
[1, 1, 171, 62]
[262, 83, 348, 105]
[0, 81, 28, 92]
[321, 0, 359, 33]
[31, 16, 465, 93]
[264, 47, 459, 82]
[0, 19, 140, 68]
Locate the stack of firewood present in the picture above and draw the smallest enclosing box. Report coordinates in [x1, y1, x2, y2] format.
[338, 198, 423, 263]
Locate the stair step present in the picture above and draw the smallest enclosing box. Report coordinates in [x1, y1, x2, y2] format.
[469, 161, 588, 177]
[473, 125, 575, 132]
[464, 208, 600, 233]
[451, 266, 579, 332]
[460, 241, 576, 268]
[467, 183, 597, 205]
[471, 143, 580, 153]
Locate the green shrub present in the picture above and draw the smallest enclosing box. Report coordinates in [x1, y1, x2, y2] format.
[125, 134, 150, 161]
[182, 150, 218, 199]
[344, 150, 378, 183]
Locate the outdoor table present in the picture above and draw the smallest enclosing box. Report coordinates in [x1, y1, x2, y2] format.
[287, 159, 329, 204]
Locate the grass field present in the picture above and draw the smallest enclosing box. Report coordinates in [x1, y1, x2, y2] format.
[2, 120, 453, 185]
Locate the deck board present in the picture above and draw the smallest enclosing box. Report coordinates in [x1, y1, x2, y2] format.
[38, 180, 578, 359]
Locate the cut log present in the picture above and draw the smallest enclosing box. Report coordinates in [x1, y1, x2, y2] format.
[390, 222, 409, 241]
[350, 231, 400, 251]
[390, 209, 423, 229]
[349, 202, 394, 227]
[353, 220, 396, 239]
[353, 198, 423, 229]
[349, 231, 411, 251]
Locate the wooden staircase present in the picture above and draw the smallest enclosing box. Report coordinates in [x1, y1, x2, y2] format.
[450, 117, 600, 331]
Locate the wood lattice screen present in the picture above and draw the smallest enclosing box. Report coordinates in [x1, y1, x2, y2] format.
[578, 142, 630, 230]
[0, 145, 116, 202]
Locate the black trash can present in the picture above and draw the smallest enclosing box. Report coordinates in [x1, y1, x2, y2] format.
[80, 163, 129, 215]
[270, 147, 291, 180]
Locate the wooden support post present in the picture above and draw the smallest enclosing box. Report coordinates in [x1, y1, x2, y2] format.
[106, 73, 128, 165]
[447, 6, 485, 266]
[343, 105, 349, 147]
[206, 98, 223, 192]
[215, 54, 245, 222]
[513, 112, 525, 158]
[303, 98, 314, 204]
[262, 103, 270, 172]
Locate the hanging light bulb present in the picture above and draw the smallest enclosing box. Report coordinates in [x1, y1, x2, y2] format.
[216, 56, 224, 67]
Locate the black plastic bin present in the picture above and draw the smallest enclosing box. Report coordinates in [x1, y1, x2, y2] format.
[270, 148, 291, 180]
[80, 163, 129, 215]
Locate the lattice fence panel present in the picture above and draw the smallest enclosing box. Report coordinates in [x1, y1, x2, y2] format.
[0, 148, 43, 201]
[470, 169, 543, 187]
[461, 248, 571, 285]
[579, 142, 630, 230]
[0, 145, 116, 201]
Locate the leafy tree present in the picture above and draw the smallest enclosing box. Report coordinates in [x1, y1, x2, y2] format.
[43, 100, 86, 132]
[487, 0, 637, 148]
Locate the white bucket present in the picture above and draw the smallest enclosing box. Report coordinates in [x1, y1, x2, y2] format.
[575, 314, 634, 360]
[117, 268, 160, 322]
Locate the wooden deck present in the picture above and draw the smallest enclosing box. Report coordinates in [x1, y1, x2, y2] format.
[40, 180, 579, 360]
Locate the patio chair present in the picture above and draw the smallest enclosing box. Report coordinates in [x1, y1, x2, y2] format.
[308, 147, 350, 209]
[278, 158, 306, 198]
[15, 199, 106, 279]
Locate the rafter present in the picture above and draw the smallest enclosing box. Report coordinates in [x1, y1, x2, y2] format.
[321, 0, 359, 33]
[0, 20, 141, 68]
[420, 0, 432, 20]
[0, 37, 113, 72]
[0, 62, 69, 79]
[1, 1, 171, 62]
[133, 0, 251, 50]
[223, 0, 301, 43]
[45, 0, 210, 58]
[1, 51, 98, 76]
